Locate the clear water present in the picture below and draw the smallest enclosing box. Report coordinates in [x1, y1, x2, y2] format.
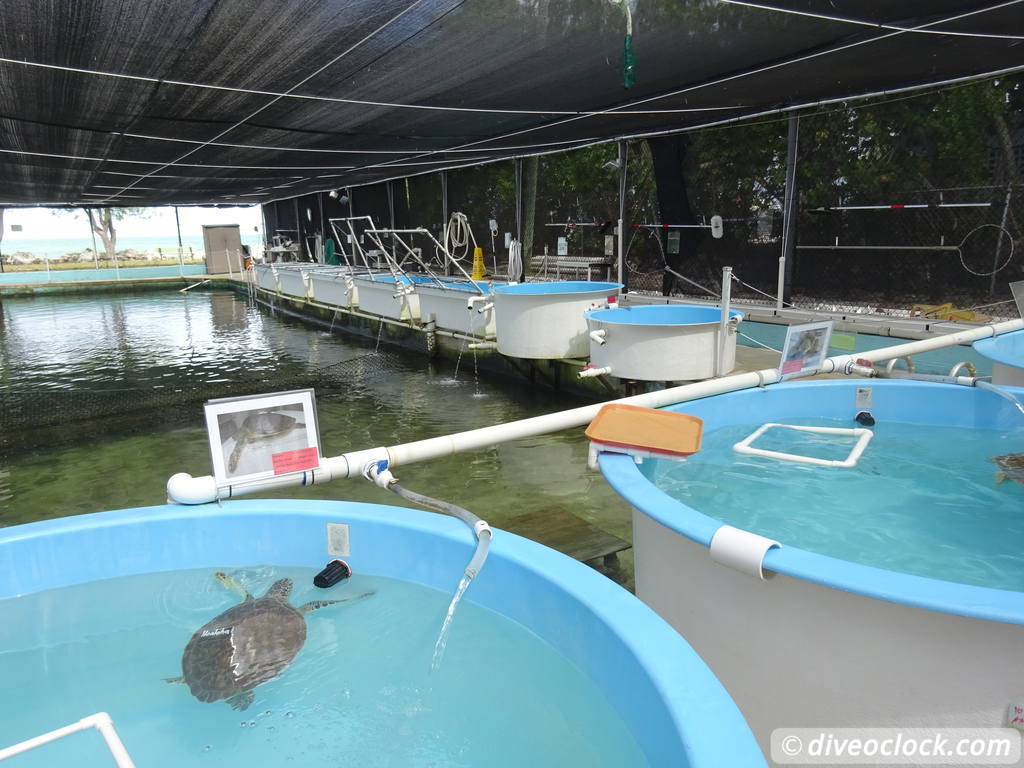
[0, 568, 647, 767]
[0, 290, 631, 584]
[646, 418, 1024, 591]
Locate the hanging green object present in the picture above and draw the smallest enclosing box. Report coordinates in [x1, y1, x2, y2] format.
[324, 237, 339, 265]
[623, 33, 635, 89]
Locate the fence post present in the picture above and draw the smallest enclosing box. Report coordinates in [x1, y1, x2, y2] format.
[780, 114, 800, 306]
[776, 256, 786, 310]
[717, 266, 733, 377]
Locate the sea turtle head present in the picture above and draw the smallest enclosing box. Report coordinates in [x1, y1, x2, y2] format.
[265, 578, 293, 602]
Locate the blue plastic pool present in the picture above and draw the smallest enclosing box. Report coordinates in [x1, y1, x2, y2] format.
[596, 379, 1024, 752]
[0, 499, 764, 768]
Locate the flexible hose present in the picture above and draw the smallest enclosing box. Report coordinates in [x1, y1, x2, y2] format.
[388, 482, 492, 579]
[444, 213, 476, 264]
[507, 238, 522, 282]
[975, 380, 1024, 418]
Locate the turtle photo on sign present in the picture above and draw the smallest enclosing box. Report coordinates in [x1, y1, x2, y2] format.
[218, 405, 307, 477]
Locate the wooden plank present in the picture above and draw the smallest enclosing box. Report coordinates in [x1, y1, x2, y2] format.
[506, 505, 631, 566]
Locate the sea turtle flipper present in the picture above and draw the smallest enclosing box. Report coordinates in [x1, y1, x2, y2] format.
[298, 590, 376, 614]
[996, 471, 1007, 485]
[215, 571, 253, 602]
[164, 676, 186, 685]
[228, 436, 248, 473]
[227, 691, 255, 711]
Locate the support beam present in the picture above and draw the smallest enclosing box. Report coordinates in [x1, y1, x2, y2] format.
[780, 114, 800, 306]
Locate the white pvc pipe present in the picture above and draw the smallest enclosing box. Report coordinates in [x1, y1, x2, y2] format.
[0, 712, 136, 768]
[165, 318, 1024, 505]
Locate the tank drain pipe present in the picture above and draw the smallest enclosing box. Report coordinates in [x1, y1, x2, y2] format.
[467, 341, 497, 350]
[579, 365, 613, 378]
[366, 460, 492, 580]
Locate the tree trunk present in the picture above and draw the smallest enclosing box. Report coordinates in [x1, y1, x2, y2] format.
[86, 209, 117, 260]
[646, 135, 701, 296]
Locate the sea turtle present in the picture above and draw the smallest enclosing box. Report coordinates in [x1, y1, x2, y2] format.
[993, 452, 1024, 486]
[227, 410, 299, 473]
[166, 571, 372, 710]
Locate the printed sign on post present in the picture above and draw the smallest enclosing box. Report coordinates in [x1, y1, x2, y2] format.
[557, 236, 568, 256]
[204, 389, 321, 486]
[779, 321, 834, 378]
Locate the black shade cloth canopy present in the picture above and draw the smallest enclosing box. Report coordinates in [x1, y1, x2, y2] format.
[1, 0, 1022, 207]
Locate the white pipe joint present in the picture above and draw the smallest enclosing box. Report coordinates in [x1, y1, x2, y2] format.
[166, 473, 218, 505]
[589, 329, 607, 345]
[579, 365, 613, 378]
[365, 460, 396, 489]
[473, 519, 492, 538]
[467, 294, 490, 310]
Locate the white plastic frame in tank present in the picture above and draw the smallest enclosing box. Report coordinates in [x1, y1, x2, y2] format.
[204, 389, 321, 486]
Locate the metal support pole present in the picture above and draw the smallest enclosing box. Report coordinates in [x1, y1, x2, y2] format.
[780, 114, 800, 306]
[174, 206, 183, 249]
[441, 170, 450, 276]
[617, 139, 629, 291]
[718, 265, 733, 377]
[990, 184, 1013, 295]
[174, 206, 184, 276]
[88, 210, 100, 271]
[776, 256, 786, 310]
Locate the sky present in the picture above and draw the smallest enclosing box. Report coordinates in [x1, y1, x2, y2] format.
[2, 206, 263, 241]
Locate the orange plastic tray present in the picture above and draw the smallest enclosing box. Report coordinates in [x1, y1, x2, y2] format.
[585, 403, 703, 458]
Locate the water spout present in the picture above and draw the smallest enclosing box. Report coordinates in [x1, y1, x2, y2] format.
[364, 463, 492, 670]
[975, 379, 1024, 418]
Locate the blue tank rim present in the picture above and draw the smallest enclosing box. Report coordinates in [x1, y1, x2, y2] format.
[973, 328, 1024, 370]
[493, 280, 623, 296]
[0, 498, 765, 767]
[597, 379, 1024, 626]
[586, 304, 745, 326]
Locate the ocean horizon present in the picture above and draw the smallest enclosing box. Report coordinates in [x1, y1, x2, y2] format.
[1, 234, 264, 258]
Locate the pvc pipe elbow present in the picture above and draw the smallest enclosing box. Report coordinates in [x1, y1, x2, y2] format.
[166, 473, 218, 505]
[589, 329, 607, 345]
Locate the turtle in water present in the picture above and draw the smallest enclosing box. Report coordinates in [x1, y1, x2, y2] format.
[227, 410, 299, 473]
[993, 452, 1024, 486]
[166, 571, 372, 710]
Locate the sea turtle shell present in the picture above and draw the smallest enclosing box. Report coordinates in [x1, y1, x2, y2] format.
[993, 453, 1024, 486]
[180, 577, 306, 709]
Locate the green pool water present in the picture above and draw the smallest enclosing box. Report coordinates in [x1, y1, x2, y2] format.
[0, 289, 629, 577]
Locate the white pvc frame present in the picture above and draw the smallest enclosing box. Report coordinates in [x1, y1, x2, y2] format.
[732, 422, 873, 468]
[204, 389, 321, 485]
